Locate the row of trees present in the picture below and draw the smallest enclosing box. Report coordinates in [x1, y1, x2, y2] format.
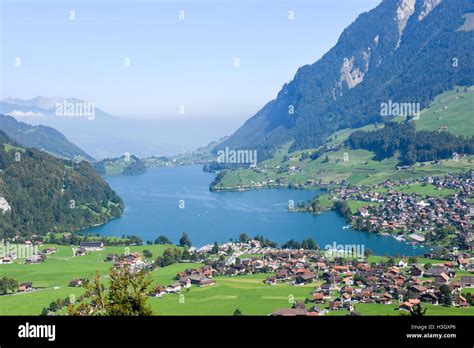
[347, 122, 474, 165]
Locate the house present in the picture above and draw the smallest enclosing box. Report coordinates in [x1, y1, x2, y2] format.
[295, 272, 316, 284]
[399, 298, 420, 312]
[166, 283, 181, 293]
[149, 285, 167, 298]
[437, 272, 450, 283]
[312, 292, 325, 303]
[74, 248, 87, 257]
[328, 300, 343, 311]
[409, 285, 427, 294]
[420, 292, 439, 305]
[25, 255, 43, 264]
[18, 282, 33, 292]
[0, 257, 12, 264]
[189, 274, 215, 287]
[69, 279, 84, 287]
[411, 265, 424, 276]
[79, 242, 104, 251]
[264, 276, 277, 285]
[178, 277, 191, 288]
[460, 276, 474, 287]
[106, 254, 117, 262]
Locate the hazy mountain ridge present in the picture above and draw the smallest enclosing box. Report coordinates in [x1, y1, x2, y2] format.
[0, 96, 115, 120]
[217, 0, 474, 160]
[0, 114, 94, 161]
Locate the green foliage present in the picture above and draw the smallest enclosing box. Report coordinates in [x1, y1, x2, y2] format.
[0, 277, 18, 295]
[179, 232, 192, 247]
[154, 235, 173, 245]
[68, 269, 153, 316]
[0, 132, 123, 238]
[347, 122, 474, 165]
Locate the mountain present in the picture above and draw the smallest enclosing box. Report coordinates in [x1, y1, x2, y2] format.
[0, 96, 115, 120]
[0, 114, 94, 161]
[0, 131, 123, 238]
[217, 0, 474, 160]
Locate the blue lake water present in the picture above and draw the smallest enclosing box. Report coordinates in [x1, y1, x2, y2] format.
[83, 165, 426, 256]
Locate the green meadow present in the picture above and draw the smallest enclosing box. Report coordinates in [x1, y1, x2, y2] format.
[1, 244, 473, 316]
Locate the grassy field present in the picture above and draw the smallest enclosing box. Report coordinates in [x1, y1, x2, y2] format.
[0, 243, 176, 315]
[215, 87, 474, 190]
[148, 273, 315, 316]
[1, 244, 472, 316]
[415, 86, 474, 137]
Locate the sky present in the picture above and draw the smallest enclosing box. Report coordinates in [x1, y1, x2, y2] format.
[0, 0, 381, 121]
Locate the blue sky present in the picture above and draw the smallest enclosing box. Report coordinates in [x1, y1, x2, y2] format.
[1, 0, 381, 120]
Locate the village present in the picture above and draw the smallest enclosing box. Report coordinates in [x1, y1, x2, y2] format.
[1, 234, 473, 316]
[327, 173, 473, 250]
[139, 239, 474, 316]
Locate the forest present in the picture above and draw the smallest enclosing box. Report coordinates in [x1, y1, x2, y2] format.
[346, 122, 474, 165]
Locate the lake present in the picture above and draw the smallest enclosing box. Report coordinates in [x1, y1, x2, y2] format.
[83, 165, 426, 256]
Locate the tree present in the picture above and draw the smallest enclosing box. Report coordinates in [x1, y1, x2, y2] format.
[239, 233, 250, 243]
[211, 242, 219, 254]
[439, 284, 452, 306]
[408, 256, 418, 264]
[154, 236, 172, 244]
[423, 263, 432, 270]
[143, 250, 153, 259]
[179, 232, 192, 247]
[68, 268, 153, 316]
[410, 303, 426, 316]
[233, 309, 243, 316]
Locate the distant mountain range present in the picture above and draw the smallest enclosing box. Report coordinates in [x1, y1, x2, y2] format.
[0, 96, 115, 120]
[217, 0, 474, 160]
[0, 114, 94, 161]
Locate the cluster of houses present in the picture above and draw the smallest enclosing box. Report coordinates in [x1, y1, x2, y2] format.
[330, 174, 473, 247]
[74, 241, 104, 256]
[149, 266, 215, 298]
[180, 241, 473, 316]
[259, 248, 473, 316]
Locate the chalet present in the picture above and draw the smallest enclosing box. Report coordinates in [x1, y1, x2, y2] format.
[74, 248, 87, 257]
[460, 276, 474, 287]
[437, 272, 450, 283]
[0, 257, 12, 264]
[166, 283, 181, 293]
[149, 285, 167, 298]
[264, 276, 277, 285]
[312, 292, 325, 303]
[106, 254, 117, 262]
[178, 277, 191, 288]
[189, 274, 215, 287]
[420, 292, 439, 305]
[295, 272, 316, 284]
[79, 242, 104, 251]
[43, 247, 58, 255]
[25, 255, 43, 264]
[409, 285, 427, 294]
[328, 300, 343, 311]
[69, 279, 84, 287]
[18, 282, 33, 292]
[410, 265, 424, 276]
